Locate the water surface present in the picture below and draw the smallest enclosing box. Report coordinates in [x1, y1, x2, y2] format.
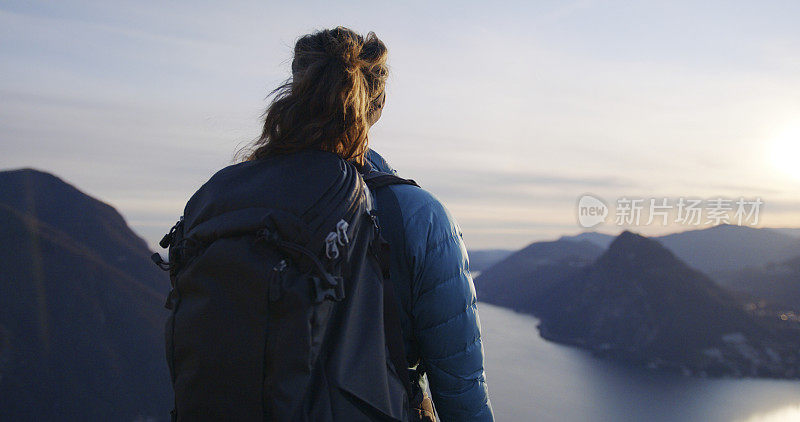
[478, 303, 800, 422]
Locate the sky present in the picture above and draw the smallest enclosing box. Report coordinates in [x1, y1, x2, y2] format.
[1, 0, 799, 250]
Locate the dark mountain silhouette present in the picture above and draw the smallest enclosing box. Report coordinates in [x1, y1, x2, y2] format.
[654, 224, 800, 277]
[0, 169, 168, 294]
[558, 226, 800, 280]
[717, 256, 800, 311]
[536, 231, 800, 378]
[474, 240, 604, 313]
[0, 169, 171, 421]
[558, 231, 615, 249]
[467, 249, 514, 273]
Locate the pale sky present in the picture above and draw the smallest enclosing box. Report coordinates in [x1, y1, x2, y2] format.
[1, 0, 799, 250]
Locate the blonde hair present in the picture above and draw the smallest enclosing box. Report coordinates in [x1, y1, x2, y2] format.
[244, 27, 388, 164]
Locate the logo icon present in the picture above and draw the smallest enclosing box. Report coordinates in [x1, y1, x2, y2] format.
[577, 194, 608, 228]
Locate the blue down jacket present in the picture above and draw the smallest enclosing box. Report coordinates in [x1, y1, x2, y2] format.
[365, 150, 494, 422]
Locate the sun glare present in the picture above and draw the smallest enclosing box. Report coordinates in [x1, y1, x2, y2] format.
[770, 126, 800, 181]
[737, 405, 800, 422]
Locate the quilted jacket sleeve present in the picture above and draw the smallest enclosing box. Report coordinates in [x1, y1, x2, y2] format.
[392, 185, 494, 422]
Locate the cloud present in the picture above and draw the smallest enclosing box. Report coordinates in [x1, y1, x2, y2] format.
[2, 1, 800, 249]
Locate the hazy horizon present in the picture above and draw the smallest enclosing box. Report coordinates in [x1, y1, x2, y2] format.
[2, 1, 799, 249]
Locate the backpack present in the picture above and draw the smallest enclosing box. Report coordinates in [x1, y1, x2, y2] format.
[152, 150, 431, 421]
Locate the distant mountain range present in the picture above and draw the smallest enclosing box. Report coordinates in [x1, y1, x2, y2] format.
[475, 229, 800, 379]
[558, 231, 616, 248]
[467, 249, 514, 273]
[768, 227, 800, 238]
[0, 169, 171, 420]
[717, 256, 800, 311]
[537, 232, 799, 378]
[555, 225, 800, 276]
[474, 223, 800, 281]
[656, 224, 800, 276]
[474, 240, 603, 312]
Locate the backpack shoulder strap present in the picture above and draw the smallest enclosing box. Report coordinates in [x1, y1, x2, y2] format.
[364, 171, 435, 418]
[363, 171, 419, 190]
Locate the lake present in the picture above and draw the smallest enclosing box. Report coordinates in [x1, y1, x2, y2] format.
[478, 303, 800, 422]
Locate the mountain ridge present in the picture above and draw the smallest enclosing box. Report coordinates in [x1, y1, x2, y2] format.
[474, 239, 604, 314]
[535, 231, 799, 378]
[0, 168, 171, 420]
[0, 168, 167, 293]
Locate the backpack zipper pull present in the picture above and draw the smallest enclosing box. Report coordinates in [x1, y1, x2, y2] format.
[159, 216, 184, 249]
[369, 210, 380, 232]
[325, 232, 340, 260]
[151, 252, 172, 271]
[336, 220, 349, 246]
[268, 259, 288, 302]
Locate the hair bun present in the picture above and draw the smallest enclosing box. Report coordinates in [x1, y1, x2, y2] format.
[247, 27, 388, 164]
[324, 27, 364, 72]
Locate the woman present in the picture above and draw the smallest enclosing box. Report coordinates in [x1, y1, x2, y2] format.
[162, 27, 493, 421]
[243, 27, 494, 422]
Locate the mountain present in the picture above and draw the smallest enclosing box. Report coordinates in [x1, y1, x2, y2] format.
[767, 227, 800, 239]
[558, 226, 800, 278]
[536, 231, 800, 378]
[0, 169, 171, 420]
[467, 249, 514, 273]
[558, 231, 616, 249]
[474, 240, 604, 314]
[654, 224, 800, 277]
[0, 169, 168, 294]
[717, 256, 800, 311]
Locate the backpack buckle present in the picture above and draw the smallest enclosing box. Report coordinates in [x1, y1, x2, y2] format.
[311, 273, 345, 303]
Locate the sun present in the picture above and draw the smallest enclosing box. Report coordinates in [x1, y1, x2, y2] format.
[770, 126, 800, 181]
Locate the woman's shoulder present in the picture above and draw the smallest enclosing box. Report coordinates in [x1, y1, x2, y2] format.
[390, 184, 449, 224]
[389, 184, 465, 267]
[365, 149, 460, 237]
